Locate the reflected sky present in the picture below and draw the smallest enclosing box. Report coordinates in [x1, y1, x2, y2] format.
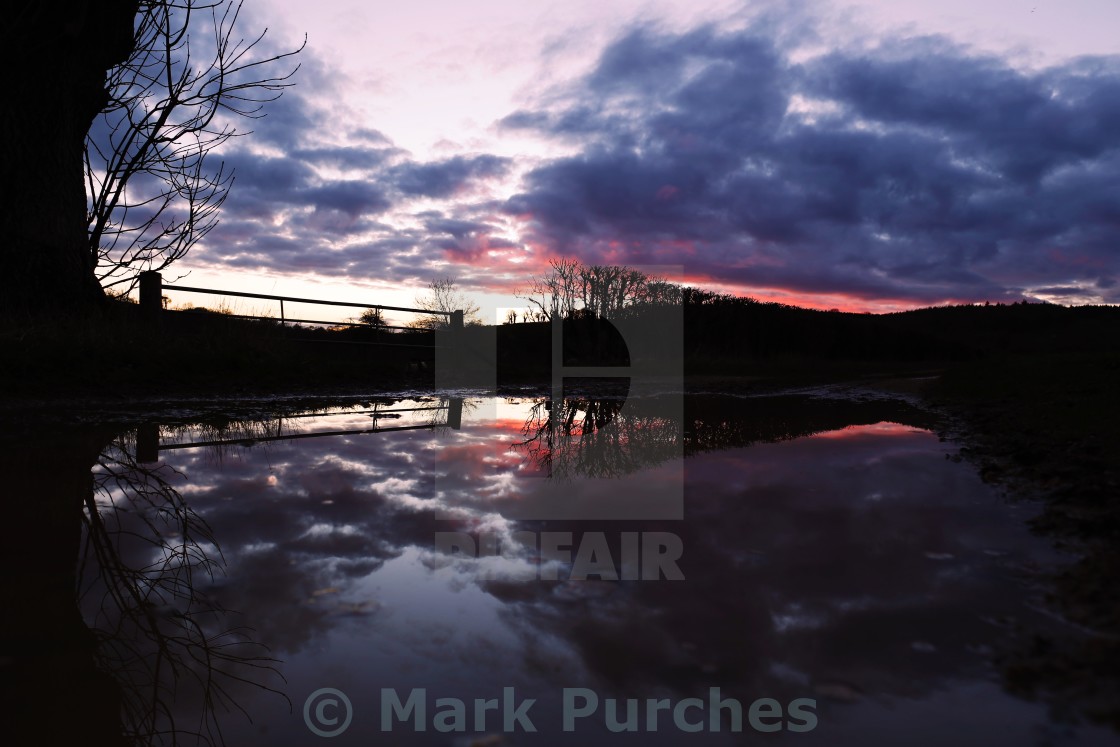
[76, 395, 1116, 745]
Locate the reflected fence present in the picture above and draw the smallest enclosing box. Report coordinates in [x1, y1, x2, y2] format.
[135, 400, 464, 462]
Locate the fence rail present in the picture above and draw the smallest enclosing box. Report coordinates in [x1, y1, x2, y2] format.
[163, 283, 454, 317]
[172, 309, 419, 332]
[138, 270, 464, 337]
[135, 400, 464, 461]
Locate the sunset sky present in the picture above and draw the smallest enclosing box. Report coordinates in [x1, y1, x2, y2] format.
[166, 0, 1120, 320]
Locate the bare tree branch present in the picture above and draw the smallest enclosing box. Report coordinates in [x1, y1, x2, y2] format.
[86, 0, 305, 293]
[409, 277, 482, 329]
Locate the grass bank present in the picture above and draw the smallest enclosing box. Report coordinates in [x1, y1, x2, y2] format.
[927, 349, 1120, 728]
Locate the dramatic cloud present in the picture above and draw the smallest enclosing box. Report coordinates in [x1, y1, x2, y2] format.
[499, 23, 1120, 306]
[390, 155, 512, 198]
[190, 9, 1120, 309]
[197, 56, 519, 285]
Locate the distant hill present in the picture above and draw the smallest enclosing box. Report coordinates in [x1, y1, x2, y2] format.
[495, 294, 1120, 378]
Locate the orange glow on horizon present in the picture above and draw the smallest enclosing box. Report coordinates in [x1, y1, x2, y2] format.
[460, 252, 986, 315]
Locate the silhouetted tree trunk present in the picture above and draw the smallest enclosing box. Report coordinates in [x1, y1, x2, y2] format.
[0, 2, 138, 317]
[0, 427, 128, 745]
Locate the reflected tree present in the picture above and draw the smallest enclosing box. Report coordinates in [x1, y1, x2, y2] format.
[513, 394, 681, 480]
[511, 392, 941, 482]
[0, 428, 286, 746]
[80, 436, 288, 745]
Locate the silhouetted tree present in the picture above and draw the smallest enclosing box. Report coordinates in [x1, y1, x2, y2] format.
[520, 257, 582, 321]
[2, 1, 138, 316]
[518, 259, 682, 321]
[409, 277, 481, 329]
[89, 0, 303, 296]
[356, 307, 387, 328]
[1, 1, 302, 318]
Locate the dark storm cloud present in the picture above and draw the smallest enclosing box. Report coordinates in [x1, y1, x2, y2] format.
[186, 38, 519, 283]
[124, 13, 502, 286]
[243, 80, 326, 151]
[195, 14, 1120, 304]
[302, 180, 393, 217]
[214, 150, 392, 226]
[290, 145, 403, 170]
[350, 126, 394, 145]
[422, 216, 495, 238]
[805, 43, 1120, 182]
[197, 58, 517, 281]
[389, 154, 512, 198]
[203, 47, 405, 231]
[501, 23, 1120, 303]
[1033, 285, 1089, 295]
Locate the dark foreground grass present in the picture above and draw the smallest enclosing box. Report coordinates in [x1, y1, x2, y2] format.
[929, 349, 1120, 729]
[932, 350, 1120, 545]
[0, 306, 430, 402]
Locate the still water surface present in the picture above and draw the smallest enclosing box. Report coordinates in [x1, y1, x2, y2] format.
[28, 391, 1114, 745]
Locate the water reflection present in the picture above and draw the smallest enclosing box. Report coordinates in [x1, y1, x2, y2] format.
[85, 437, 288, 745]
[515, 396, 666, 480]
[1, 393, 1112, 745]
[0, 429, 285, 746]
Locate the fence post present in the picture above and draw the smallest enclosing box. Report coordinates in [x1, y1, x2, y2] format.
[136, 423, 159, 464]
[435, 310, 466, 385]
[139, 271, 162, 323]
[447, 397, 463, 430]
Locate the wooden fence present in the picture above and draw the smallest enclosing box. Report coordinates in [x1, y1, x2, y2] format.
[138, 270, 464, 346]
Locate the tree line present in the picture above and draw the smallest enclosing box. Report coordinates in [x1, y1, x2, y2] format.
[507, 257, 1120, 366]
[517, 258, 683, 322]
